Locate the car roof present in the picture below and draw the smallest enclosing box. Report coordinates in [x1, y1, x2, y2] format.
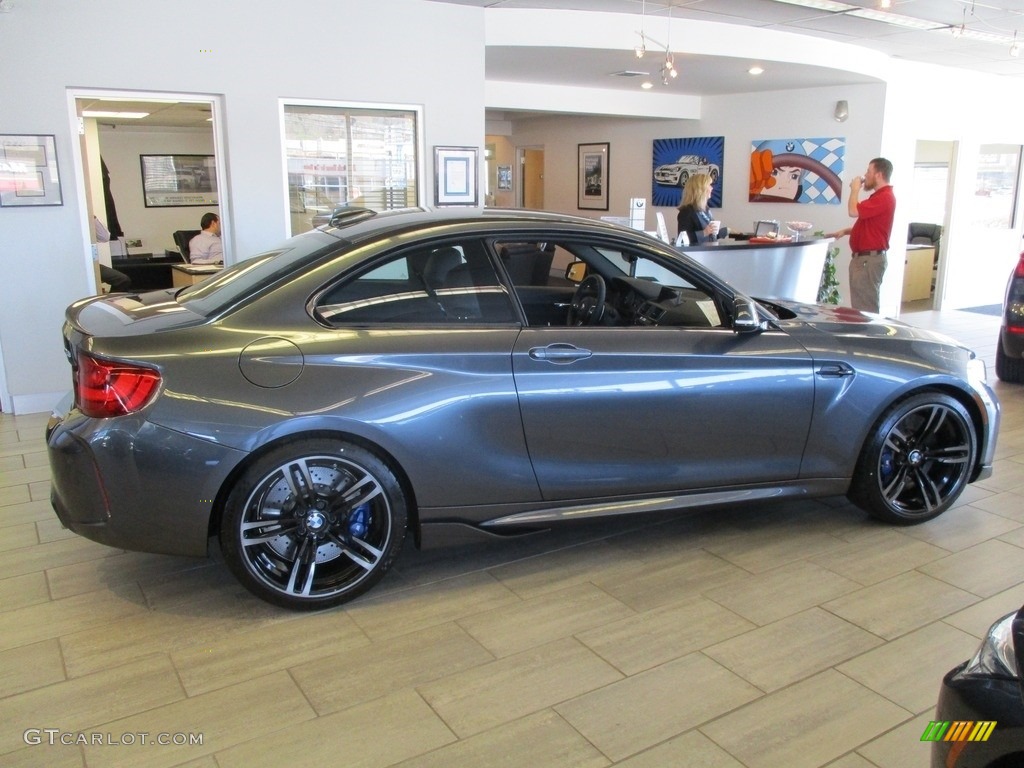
[316, 206, 633, 242]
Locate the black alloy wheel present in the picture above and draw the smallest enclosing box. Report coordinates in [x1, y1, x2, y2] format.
[220, 439, 407, 610]
[849, 392, 976, 524]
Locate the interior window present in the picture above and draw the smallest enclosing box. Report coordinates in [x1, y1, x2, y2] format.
[314, 241, 517, 325]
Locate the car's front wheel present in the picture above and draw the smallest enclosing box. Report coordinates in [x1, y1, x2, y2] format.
[848, 392, 976, 524]
[220, 439, 407, 610]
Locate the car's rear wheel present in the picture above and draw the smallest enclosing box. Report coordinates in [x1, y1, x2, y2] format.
[220, 439, 407, 610]
[848, 392, 976, 524]
[996, 338, 1024, 383]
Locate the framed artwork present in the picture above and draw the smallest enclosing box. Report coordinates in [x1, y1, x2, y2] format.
[749, 138, 845, 204]
[140, 154, 218, 207]
[652, 136, 724, 208]
[434, 146, 478, 206]
[0, 134, 63, 207]
[497, 165, 512, 191]
[578, 142, 609, 210]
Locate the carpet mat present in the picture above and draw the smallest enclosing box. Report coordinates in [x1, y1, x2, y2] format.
[960, 304, 1003, 316]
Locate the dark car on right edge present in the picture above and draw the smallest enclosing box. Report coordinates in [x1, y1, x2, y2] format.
[995, 247, 1024, 383]
[933, 604, 1024, 767]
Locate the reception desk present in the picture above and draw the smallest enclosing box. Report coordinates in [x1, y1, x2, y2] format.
[679, 237, 833, 304]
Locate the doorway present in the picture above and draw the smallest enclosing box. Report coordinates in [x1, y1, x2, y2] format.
[902, 140, 954, 311]
[519, 147, 544, 210]
[67, 90, 225, 291]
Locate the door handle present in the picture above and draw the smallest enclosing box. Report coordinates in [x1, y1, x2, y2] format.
[528, 343, 593, 363]
[817, 361, 855, 378]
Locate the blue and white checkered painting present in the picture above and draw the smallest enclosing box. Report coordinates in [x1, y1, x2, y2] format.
[750, 137, 845, 205]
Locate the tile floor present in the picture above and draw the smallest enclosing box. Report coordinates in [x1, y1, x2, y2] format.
[1, 307, 1022, 768]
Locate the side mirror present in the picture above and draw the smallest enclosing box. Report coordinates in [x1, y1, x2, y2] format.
[565, 261, 587, 283]
[733, 296, 765, 333]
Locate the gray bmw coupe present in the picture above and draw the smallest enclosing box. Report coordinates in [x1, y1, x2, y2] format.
[47, 208, 1000, 609]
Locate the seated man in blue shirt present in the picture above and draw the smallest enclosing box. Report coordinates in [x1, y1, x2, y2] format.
[188, 212, 223, 264]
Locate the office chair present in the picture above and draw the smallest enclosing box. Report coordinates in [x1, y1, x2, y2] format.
[172, 230, 202, 262]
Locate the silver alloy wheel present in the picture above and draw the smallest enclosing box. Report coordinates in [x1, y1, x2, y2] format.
[221, 442, 406, 609]
[849, 392, 977, 525]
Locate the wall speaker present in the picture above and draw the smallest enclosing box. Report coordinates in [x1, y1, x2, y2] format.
[834, 100, 849, 122]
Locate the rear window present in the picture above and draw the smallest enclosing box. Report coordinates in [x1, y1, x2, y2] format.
[177, 230, 342, 316]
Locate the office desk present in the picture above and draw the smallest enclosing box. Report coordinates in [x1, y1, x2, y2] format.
[112, 253, 184, 291]
[172, 264, 222, 287]
[902, 245, 935, 301]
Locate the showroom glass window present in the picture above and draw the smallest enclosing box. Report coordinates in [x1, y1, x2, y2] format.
[283, 103, 421, 235]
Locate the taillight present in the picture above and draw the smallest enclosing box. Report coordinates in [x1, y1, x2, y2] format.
[74, 353, 161, 418]
[1015, 252, 1024, 279]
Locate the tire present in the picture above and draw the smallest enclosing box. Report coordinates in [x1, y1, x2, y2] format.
[848, 392, 976, 525]
[996, 337, 1024, 383]
[678, 171, 689, 187]
[220, 439, 407, 610]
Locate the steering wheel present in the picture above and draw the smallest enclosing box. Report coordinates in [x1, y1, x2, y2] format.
[569, 274, 607, 326]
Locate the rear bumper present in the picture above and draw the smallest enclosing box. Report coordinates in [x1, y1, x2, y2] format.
[1000, 326, 1024, 358]
[46, 397, 246, 557]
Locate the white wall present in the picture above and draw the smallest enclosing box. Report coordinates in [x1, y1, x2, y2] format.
[97, 126, 217, 256]
[0, 0, 483, 414]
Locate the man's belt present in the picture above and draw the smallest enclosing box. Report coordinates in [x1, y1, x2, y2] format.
[852, 250, 887, 257]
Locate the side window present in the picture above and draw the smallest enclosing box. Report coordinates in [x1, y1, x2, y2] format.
[314, 241, 517, 325]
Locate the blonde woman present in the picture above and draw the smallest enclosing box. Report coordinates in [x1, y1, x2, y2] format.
[676, 173, 725, 245]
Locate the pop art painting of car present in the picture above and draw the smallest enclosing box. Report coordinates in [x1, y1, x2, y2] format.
[653, 154, 720, 186]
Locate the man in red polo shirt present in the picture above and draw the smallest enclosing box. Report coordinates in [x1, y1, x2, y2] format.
[830, 157, 896, 312]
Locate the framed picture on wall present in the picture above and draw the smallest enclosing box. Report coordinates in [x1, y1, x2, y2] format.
[578, 142, 609, 210]
[434, 146, 478, 206]
[0, 134, 63, 207]
[749, 138, 845, 204]
[140, 154, 218, 207]
[497, 165, 512, 191]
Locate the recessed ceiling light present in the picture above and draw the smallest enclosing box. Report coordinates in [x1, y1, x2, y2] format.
[641, 81, 654, 89]
[81, 110, 150, 119]
[748, 65, 764, 75]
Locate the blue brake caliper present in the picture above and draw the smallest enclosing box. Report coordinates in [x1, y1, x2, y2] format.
[348, 502, 370, 538]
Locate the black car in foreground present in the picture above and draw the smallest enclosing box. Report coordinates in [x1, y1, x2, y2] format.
[995, 247, 1024, 383]
[46, 208, 1000, 609]
[933, 604, 1024, 767]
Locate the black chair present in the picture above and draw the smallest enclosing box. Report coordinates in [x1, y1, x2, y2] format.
[907, 222, 942, 249]
[173, 230, 202, 262]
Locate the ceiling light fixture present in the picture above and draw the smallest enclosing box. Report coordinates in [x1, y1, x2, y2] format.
[661, 3, 677, 84]
[772, 0, 857, 13]
[81, 110, 150, 119]
[748, 65, 764, 75]
[952, 8, 966, 38]
[878, 0, 892, 8]
[635, 0, 647, 58]
[846, 8, 945, 30]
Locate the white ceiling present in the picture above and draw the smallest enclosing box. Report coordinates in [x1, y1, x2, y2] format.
[82, 1, 1024, 127]
[461, 0, 1024, 80]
